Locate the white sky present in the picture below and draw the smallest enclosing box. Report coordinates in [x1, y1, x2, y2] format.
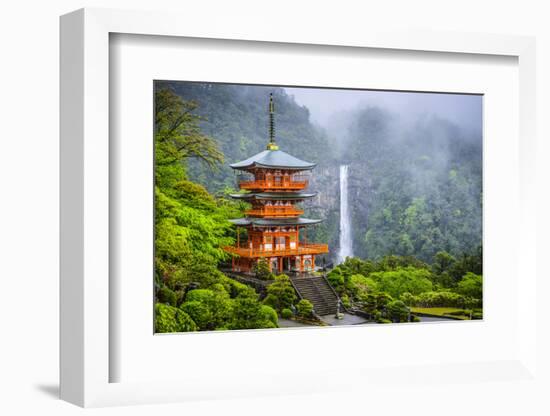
[284, 87, 482, 133]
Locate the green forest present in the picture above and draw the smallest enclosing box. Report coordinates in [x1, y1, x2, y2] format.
[154, 82, 483, 332]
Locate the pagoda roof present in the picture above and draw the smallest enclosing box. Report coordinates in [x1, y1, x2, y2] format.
[229, 217, 322, 227]
[230, 149, 316, 171]
[229, 191, 317, 200]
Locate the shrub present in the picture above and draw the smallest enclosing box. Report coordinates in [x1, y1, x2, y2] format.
[456, 272, 483, 301]
[377, 318, 393, 324]
[348, 274, 377, 298]
[399, 292, 418, 307]
[411, 315, 421, 322]
[327, 269, 345, 294]
[181, 288, 232, 330]
[340, 294, 351, 309]
[253, 258, 274, 280]
[387, 300, 410, 323]
[157, 286, 178, 306]
[230, 295, 278, 330]
[281, 308, 293, 319]
[175, 308, 198, 331]
[262, 294, 279, 309]
[415, 291, 464, 308]
[261, 305, 279, 327]
[369, 267, 432, 298]
[265, 274, 297, 312]
[155, 303, 197, 333]
[296, 299, 314, 318]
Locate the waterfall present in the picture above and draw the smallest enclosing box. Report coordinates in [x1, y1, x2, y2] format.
[338, 165, 353, 263]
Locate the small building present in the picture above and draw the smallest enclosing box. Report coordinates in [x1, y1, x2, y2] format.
[224, 94, 329, 274]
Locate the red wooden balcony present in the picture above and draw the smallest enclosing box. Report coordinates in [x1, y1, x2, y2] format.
[223, 243, 329, 258]
[245, 206, 304, 217]
[239, 178, 308, 191]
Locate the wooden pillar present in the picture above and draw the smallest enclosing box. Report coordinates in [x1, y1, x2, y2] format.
[278, 257, 283, 274]
[312, 256, 315, 270]
[300, 256, 304, 273]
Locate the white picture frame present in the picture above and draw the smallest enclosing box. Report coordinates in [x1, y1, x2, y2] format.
[60, 7, 538, 408]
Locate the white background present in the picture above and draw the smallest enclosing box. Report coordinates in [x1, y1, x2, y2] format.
[1, 1, 549, 415]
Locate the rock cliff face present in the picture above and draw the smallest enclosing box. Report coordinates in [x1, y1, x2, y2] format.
[302, 160, 374, 263]
[347, 162, 372, 259]
[304, 163, 341, 263]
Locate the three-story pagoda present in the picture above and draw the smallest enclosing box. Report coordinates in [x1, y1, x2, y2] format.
[224, 94, 328, 274]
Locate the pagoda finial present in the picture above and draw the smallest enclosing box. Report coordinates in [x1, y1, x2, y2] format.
[267, 93, 279, 150]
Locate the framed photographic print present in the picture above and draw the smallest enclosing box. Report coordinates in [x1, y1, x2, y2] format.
[60, 7, 538, 408]
[151, 80, 483, 333]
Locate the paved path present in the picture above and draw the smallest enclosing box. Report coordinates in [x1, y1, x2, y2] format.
[320, 313, 369, 326]
[278, 318, 313, 328]
[278, 314, 453, 328]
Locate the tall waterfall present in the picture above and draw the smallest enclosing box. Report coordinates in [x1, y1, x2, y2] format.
[338, 165, 353, 263]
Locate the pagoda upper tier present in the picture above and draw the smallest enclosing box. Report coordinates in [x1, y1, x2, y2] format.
[230, 149, 316, 171]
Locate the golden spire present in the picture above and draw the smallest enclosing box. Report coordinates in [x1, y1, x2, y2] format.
[267, 93, 279, 150]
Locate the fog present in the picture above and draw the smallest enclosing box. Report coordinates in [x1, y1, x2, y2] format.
[284, 87, 482, 137]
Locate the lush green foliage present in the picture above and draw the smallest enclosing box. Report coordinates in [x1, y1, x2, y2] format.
[456, 272, 483, 302]
[154, 88, 279, 332]
[387, 300, 410, 323]
[281, 308, 293, 319]
[253, 258, 274, 281]
[328, 254, 482, 320]
[263, 274, 297, 312]
[155, 303, 198, 333]
[296, 299, 314, 318]
[368, 267, 433, 299]
[344, 107, 482, 263]
[230, 289, 279, 330]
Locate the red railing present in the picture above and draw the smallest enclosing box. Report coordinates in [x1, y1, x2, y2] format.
[239, 179, 308, 191]
[245, 206, 304, 217]
[223, 243, 329, 258]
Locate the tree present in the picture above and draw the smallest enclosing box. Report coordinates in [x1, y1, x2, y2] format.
[263, 274, 297, 312]
[348, 274, 377, 298]
[155, 88, 223, 172]
[432, 251, 457, 275]
[182, 287, 233, 330]
[387, 300, 410, 323]
[296, 299, 314, 318]
[230, 289, 278, 330]
[253, 258, 274, 280]
[155, 303, 197, 333]
[456, 272, 482, 301]
[369, 267, 433, 298]
[399, 292, 419, 307]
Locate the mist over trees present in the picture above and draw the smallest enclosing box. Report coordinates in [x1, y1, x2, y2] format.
[343, 106, 482, 262]
[159, 81, 482, 265]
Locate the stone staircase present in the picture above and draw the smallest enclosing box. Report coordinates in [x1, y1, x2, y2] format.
[291, 275, 340, 316]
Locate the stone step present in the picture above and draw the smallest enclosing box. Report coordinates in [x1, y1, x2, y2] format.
[291, 275, 340, 316]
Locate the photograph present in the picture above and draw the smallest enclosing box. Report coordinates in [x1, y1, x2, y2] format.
[154, 81, 483, 333]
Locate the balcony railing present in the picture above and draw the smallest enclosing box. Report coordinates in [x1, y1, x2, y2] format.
[245, 206, 304, 217]
[239, 179, 308, 191]
[223, 243, 329, 258]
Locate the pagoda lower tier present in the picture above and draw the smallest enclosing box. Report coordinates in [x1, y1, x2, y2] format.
[225, 234, 328, 274]
[224, 218, 328, 274]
